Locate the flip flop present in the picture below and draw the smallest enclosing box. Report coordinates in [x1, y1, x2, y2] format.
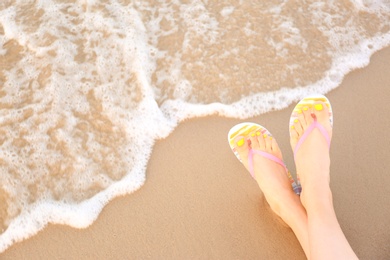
[228, 122, 301, 195]
[289, 94, 333, 192]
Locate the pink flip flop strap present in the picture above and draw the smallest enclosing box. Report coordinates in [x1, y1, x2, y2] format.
[293, 118, 331, 158]
[248, 149, 287, 178]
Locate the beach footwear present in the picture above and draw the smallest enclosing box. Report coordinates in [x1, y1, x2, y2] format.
[289, 94, 333, 192]
[228, 122, 301, 195]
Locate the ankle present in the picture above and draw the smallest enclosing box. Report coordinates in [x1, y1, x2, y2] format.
[301, 184, 334, 214]
[278, 194, 305, 223]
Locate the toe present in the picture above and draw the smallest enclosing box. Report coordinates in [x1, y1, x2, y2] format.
[312, 101, 333, 137]
[302, 105, 314, 128]
[256, 129, 266, 150]
[313, 102, 331, 125]
[297, 110, 307, 128]
[293, 117, 304, 136]
[290, 125, 299, 145]
[263, 133, 273, 153]
[234, 135, 250, 163]
[250, 131, 260, 150]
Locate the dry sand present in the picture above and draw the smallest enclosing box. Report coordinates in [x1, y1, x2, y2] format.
[2, 47, 390, 259]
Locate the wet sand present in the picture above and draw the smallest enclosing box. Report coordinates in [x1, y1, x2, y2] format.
[2, 47, 390, 259]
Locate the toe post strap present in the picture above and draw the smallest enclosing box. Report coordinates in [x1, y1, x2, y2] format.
[228, 122, 301, 195]
[293, 118, 331, 158]
[248, 149, 287, 177]
[248, 149, 301, 195]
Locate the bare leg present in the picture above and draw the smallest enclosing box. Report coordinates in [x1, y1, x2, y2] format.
[290, 101, 358, 260]
[234, 130, 310, 257]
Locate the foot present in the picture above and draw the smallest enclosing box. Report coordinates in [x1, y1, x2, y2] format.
[234, 129, 302, 222]
[290, 101, 333, 209]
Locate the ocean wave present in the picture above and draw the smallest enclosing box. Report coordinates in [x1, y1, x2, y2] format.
[0, 0, 389, 252]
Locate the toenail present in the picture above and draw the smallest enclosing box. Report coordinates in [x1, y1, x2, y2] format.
[251, 133, 255, 137]
[291, 125, 295, 129]
[263, 133, 267, 138]
[297, 109, 302, 114]
[237, 138, 245, 147]
[314, 104, 323, 111]
[256, 131, 261, 136]
[294, 119, 298, 123]
[303, 106, 308, 111]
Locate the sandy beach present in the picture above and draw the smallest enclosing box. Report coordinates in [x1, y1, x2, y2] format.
[2, 46, 390, 259]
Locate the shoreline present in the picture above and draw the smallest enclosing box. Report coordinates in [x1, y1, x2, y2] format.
[2, 46, 390, 259]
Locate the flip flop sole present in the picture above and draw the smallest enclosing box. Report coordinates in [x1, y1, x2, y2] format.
[227, 122, 301, 194]
[289, 94, 333, 133]
[227, 122, 271, 163]
[288, 94, 333, 194]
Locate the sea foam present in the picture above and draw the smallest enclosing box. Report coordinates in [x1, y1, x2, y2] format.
[0, 0, 389, 252]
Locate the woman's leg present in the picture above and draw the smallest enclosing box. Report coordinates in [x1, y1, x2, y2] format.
[233, 129, 310, 257]
[290, 101, 358, 260]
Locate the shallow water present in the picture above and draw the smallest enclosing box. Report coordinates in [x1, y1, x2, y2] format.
[0, 0, 389, 252]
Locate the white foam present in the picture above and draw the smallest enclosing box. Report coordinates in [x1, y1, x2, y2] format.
[0, 0, 390, 253]
[220, 6, 235, 17]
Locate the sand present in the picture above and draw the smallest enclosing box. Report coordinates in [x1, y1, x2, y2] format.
[2, 47, 390, 259]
